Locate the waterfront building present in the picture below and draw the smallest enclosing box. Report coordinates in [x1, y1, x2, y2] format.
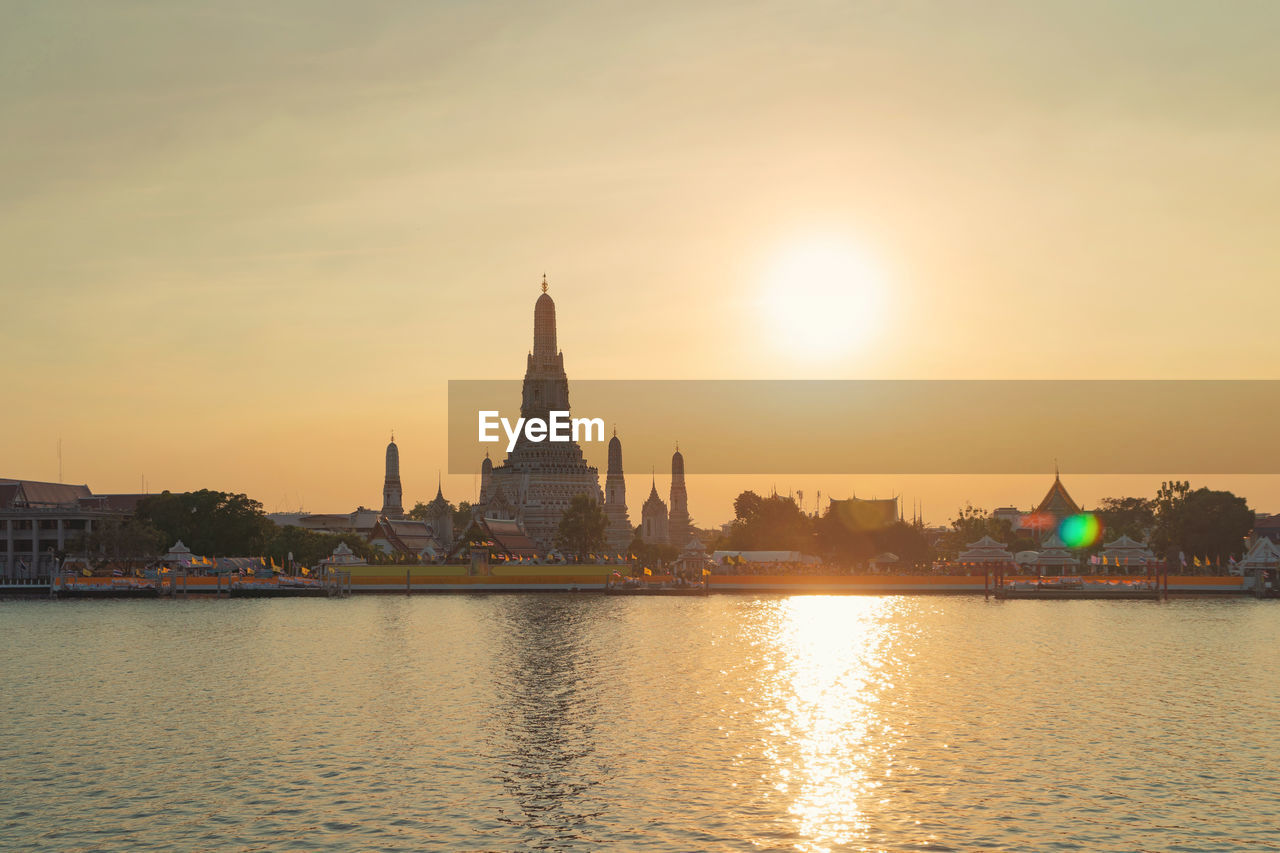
[1238, 536, 1280, 574]
[1034, 532, 1080, 576]
[668, 446, 691, 549]
[369, 517, 443, 561]
[381, 434, 405, 519]
[603, 430, 632, 552]
[640, 476, 670, 546]
[0, 478, 148, 577]
[957, 535, 1014, 565]
[454, 515, 539, 560]
[1099, 534, 1153, 573]
[471, 278, 605, 550]
[675, 535, 710, 577]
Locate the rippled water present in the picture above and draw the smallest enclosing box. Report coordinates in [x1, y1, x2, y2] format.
[2, 596, 1278, 852]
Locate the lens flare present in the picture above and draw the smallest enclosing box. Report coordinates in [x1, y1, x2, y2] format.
[1058, 513, 1103, 548]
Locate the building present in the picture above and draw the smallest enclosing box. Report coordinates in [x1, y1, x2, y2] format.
[827, 496, 900, 531]
[668, 445, 691, 549]
[1024, 468, 1081, 540]
[603, 430, 632, 552]
[471, 278, 605, 550]
[381, 433, 404, 518]
[640, 476, 669, 546]
[0, 478, 147, 577]
[1254, 513, 1280, 546]
[369, 517, 444, 561]
[417, 480, 454, 548]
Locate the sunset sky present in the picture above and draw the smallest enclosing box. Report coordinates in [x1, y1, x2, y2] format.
[5, 1, 1279, 526]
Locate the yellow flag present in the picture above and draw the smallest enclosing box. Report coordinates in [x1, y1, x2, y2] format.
[702, 568, 711, 576]
[1193, 555, 1201, 567]
[643, 567, 652, 576]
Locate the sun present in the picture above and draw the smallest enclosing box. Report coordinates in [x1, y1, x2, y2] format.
[758, 237, 887, 360]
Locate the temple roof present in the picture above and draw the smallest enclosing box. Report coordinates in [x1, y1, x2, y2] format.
[370, 517, 440, 555]
[1033, 472, 1080, 520]
[643, 480, 667, 512]
[480, 516, 538, 557]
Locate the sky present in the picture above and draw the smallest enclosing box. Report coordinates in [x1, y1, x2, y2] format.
[4, 1, 1280, 527]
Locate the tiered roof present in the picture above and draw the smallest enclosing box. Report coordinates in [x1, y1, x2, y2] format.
[1100, 534, 1152, 568]
[958, 535, 1014, 563]
[1035, 533, 1079, 570]
[1239, 537, 1280, 571]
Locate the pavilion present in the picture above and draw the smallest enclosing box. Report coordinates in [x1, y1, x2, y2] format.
[1099, 534, 1153, 575]
[1035, 533, 1080, 577]
[958, 535, 1013, 565]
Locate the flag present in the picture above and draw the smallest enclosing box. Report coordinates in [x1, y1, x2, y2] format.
[617, 554, 623, 561]
[643, 567, 652, 576]
[1193, 556, 1201, 567]
[629, 553, 636, 560]
[702, 568, 711, 576]
[300, 566, 309, 576]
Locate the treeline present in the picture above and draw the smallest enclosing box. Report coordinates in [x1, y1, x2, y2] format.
[76, 490, 378, 567]
[715, 491, 932, 566]
[715, 481, 1256, 567]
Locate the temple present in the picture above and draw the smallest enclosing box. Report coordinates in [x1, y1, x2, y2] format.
[603, 429, 632, 552]
[1026, 467, 1081, 540]
[381, 433, 404, 518]
[470, 277, 605, 550]
[640, 474, 670, 546]
[668, 445, 690, 549]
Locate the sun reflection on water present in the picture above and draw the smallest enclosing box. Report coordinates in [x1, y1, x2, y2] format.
[759, 596, 904, 852]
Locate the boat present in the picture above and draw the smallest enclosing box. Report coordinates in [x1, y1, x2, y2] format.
[994, 577, 1161, 600]
[605, 578, 708, 596]
[228, 578, 331, 598]
[56, 579, 159, 599]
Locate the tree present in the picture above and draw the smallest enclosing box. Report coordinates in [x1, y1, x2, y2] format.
[555, 495, 607, 561]
[723, 491, 813, 551]
[452, 501, 472, 532]
[134, 490, 274, 556]
[628, 527, 679, 569]
[264, 525, 378, 569]
[1152, 482, 1252, 567]
[1095, 496, 1156, 543]
[933, 505, 1012, 560]
[72, 518, 165, 568]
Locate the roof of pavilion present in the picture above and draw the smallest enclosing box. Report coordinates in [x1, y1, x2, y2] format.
[958, 535, 1014, 562]
[1239, 536, 1280, 569]
[1036, 533, 1079, 566]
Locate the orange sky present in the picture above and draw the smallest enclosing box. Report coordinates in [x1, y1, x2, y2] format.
[4, 2, 1279, 526]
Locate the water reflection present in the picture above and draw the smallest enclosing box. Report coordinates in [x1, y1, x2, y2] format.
[758, 597, 903, 852]
[487, 596, 610, 848]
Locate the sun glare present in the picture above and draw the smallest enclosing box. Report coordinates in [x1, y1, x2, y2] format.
[759, 238, 887, 360]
